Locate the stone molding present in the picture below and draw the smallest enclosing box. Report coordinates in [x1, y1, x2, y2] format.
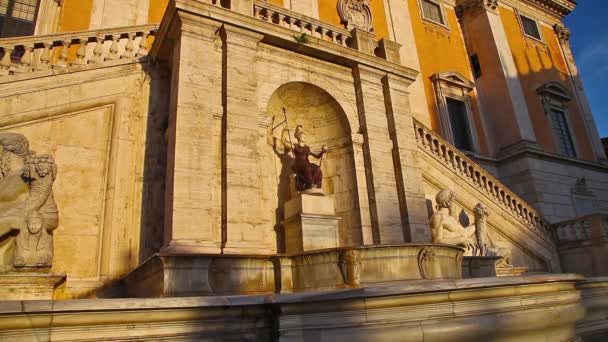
[0, 274, 586, 341]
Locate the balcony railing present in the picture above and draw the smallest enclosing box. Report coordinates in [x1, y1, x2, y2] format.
[0, 24, 158, 77]
[552, 214, 608, 243]
[413, 119, 552, 238]
[252, 0, 350, 48]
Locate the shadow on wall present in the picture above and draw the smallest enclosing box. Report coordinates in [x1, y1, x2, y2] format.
[138, 65, 170, 264]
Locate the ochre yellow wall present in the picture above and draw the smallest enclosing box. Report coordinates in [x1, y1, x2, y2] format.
[499, 7, 593, 160]
[58, 0, 94, 32]
[149, 0, 170, 23]
[268, 0, 284, 6]
[408, 0, 488, 153]
[319, 0, 389, 40]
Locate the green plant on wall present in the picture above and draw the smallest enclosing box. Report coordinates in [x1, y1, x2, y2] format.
[293, 33, 309, 45]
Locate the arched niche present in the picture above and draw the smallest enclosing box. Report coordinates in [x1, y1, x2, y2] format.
[264, 82, 361, 252]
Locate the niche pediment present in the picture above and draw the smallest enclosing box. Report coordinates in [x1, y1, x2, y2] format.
[537, 81, 572, 102]
[431, 71, 475, 91]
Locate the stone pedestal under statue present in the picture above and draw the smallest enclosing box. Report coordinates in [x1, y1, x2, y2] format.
[461, 256, 502, 278]
[283, 193, 340, 254]
[0, 272, 66, 300]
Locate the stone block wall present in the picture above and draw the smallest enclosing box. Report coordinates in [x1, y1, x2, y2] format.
[0, 62, 168, 298]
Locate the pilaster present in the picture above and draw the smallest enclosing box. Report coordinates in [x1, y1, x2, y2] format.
[382, 73, 431, 242]
[221, 24, 276, 255]
[162, 18, 225, 254]
[353, 64, 405, 244]
[554, 24, 607, 161]
[383, 0, 431, 123]
[457, 0, 538, 153]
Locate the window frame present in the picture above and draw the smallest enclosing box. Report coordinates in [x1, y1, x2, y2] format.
[418, 0, 449, 29]
[516, 11, 544, 43]
[537, 82, 579, 158]
[0, 0, 60, 37]
[431, 71, 481, 153]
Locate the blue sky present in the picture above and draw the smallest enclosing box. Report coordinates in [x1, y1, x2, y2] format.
[564, 1, 608, 138]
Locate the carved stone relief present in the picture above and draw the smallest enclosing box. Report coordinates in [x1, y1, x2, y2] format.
[0, 133, 58, 270]
[339, 249, 361, 286]
[338, 0, 374, 32]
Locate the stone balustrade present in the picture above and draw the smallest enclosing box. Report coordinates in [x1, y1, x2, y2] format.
[413, 119, 551, 237]
[252, 0, 350, 48]
[0, 24, 158, 77]
[552, 214, 608, 243]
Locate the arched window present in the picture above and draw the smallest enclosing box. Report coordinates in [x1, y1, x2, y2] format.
[0, 0, 41, 38]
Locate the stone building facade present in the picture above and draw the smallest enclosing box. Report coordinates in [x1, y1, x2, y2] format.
[0, 0, 607, 340]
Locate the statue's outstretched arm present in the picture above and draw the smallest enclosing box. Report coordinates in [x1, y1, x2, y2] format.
[281, 128, 293, 151]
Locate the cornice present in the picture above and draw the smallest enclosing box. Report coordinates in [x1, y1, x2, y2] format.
[499, 0, 575, 18]
[456, 0, 575, 20]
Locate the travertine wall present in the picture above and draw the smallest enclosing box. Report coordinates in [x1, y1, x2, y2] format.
[0, 62, 168, 298]
[498, 156, 608, 223]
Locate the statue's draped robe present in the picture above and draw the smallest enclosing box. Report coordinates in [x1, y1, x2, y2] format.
[293, 144, 322, 191]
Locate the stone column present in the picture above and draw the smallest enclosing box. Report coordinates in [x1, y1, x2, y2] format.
[221, 25, 276, 255]
[456, 0, 538, 153]
[162, 18, 225, 254]
[554, 24, 607, 161]
[353, 65, 405, 244]
[382, 74, 431, 242]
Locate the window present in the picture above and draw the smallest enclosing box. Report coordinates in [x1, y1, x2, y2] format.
[537, 82, 577, 158]
[0, 0, 40, 38]
[549, 108, 576, 158]
[470, 54, 482, 78]
[421, 0, 445, 26]
[520, 14, 541, 40]
[447, 98, 473, 151]
[431, 72, 480, 153]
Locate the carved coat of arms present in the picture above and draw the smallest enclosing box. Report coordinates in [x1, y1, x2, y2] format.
[338, 0, 374, 32]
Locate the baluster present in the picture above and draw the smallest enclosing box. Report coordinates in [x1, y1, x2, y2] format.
[137, 32, 149, 57]
[54, 40, 70, 68]
[286, 17, 294, 30]
[321, 28, 328, 42]
[34, 42, 52, 71]
[310, 24, 319, 38]
[73, 38, 88, 65]
[123, 33, 135, 58]
[253, 5, 261, 20]
[0, 46, 14, 75]
[91, 37, 106, 64]
[339, 34, 347, 47]
[109, 35, 120, 60]
[329, 30, 337, 44]
[15, 45, 34, 73]
[277, 13, 285, 27]
[296, 20, 304, 33]
[266, 10, 275, 24]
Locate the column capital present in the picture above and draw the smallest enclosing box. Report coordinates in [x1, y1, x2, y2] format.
[456, 0, 498, 21]
[553, 24, 571, 44]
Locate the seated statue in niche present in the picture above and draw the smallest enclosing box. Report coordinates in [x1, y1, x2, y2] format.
[0, 132, 59, 271]
[430, 189, 477, 252]
[14, 211, 53, 268]
[280, 125, 328, 193]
